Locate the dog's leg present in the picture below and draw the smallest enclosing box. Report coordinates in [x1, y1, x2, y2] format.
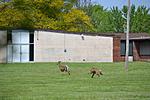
[91, 73, 95, 78]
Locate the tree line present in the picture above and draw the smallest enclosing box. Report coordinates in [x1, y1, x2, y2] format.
[81, 4, 150, 33]
[0, 0, 150, 33]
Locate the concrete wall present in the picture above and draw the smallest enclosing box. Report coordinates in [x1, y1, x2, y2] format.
[0, 31, 7, 63]
[34, 31, 113, 62]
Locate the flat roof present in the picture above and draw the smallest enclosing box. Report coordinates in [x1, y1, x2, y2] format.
[115, 33, 150, 40]
[2, 29, 150, 39]
[37, 30, 150, 40]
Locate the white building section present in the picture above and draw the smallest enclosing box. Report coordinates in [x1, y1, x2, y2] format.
[34, 31, 113, 62]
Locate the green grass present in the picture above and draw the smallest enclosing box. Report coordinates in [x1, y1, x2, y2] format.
[0, 62, 150, 100]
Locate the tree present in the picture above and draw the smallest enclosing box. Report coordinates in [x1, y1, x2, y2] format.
[0, 0, 93, 32]
[110, 7, 125, 33]
[0, 0, 36, 29]
[60, 8, 93, 32]
[122, 5, 150, 33]
[131, 6, 150, 33]
[81, 4, 114, 33]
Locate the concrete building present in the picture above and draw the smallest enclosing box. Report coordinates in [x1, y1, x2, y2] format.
[34, 31, 113, 62]
[0, 30, 150, 63]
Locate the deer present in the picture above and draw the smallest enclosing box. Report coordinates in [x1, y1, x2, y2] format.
[57, 61, 70, 75]
[89, 67, 103, 78]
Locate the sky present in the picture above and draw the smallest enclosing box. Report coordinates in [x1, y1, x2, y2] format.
[92, 0, 150, 9]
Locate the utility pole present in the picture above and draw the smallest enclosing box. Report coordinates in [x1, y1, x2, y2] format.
[125, 0, 131, 71]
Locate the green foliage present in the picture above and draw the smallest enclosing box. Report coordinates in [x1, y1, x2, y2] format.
[0, 0, 35, 29]
[110, 7, 125, 33]
[60, 8, 93, 32]
[122, 5, 150, 33]
[81, 4, 150, 33]
[0, 1, 150, 33]
[81, 5, 114, 32]
[0, 0, 93, 32]
[131, 6, 150, 33]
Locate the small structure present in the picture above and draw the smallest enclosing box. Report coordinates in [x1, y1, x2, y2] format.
[0, 30, 150, 63]
[113, 33, 150, 62]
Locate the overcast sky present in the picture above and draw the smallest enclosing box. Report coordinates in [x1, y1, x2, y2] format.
[92, 0, 150, 9]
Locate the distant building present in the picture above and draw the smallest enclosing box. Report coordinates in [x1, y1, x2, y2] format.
[113, 33, 150, 61]
[0, 30, 150, 63]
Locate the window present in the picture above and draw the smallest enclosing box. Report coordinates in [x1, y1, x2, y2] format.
[120, 41, 133, 56]
[7, 30, 34, 62]
[140, 40, 150, 55]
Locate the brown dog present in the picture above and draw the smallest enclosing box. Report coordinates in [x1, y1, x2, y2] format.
[57, 61, 70, 75]
[89, 67, 103, 78]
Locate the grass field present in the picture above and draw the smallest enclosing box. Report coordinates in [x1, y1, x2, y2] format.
[0, 62, 150, 100]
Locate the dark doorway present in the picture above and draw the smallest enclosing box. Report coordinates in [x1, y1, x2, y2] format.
[29, 33, 34, 61]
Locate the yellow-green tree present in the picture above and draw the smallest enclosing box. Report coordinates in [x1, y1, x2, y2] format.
[60, 8, 93, 32]
[0, 0, 93, 32]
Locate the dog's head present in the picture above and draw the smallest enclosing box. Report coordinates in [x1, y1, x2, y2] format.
[57, 61, 61, 65]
